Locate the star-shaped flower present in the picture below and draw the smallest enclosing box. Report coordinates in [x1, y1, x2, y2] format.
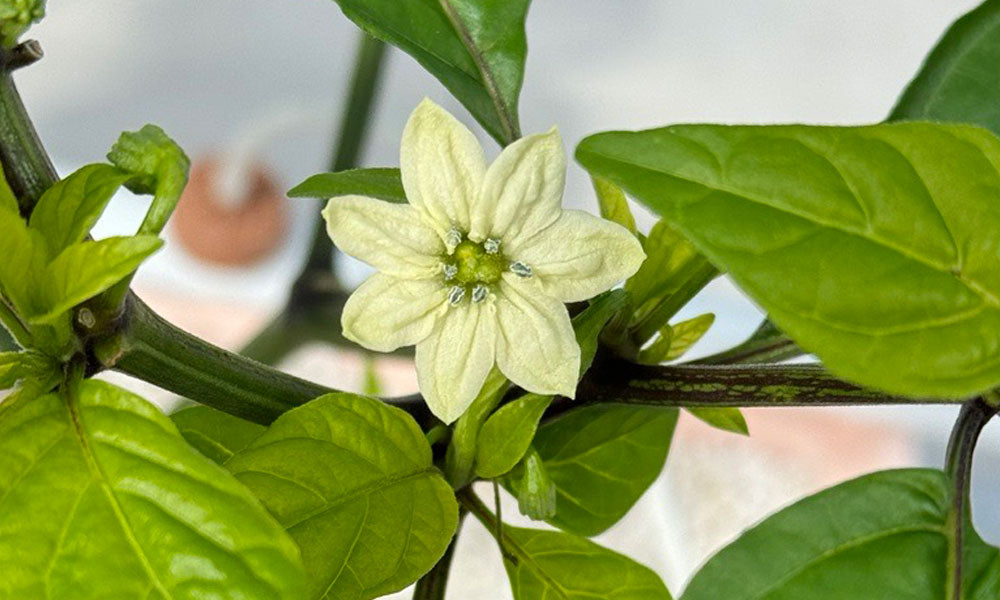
[324, 99, 644, 423]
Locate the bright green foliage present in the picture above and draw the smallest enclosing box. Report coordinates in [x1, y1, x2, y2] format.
[331, 0, 530, 144]
[665, 313, 714, 360]
[500, 526, 673, 599]
[226, 393, 459, 600]
[0, 379, 305, 599]
[681, 469, 1000, 600]
[890, 0, 1000, 136]
[578, 122, 1000, 399]
[574, 289, 630, 374]
[509, 446, 557, 520]
[28, 164, 132, 255]
[522, 404, 678, 536]
[289, 167, 406, 203]
[0, 0, 43, 47]
[476, 393, 551, 479]
[686, 407, 749, 435]
[171, 405, 265, 464]
[0, 349, 55, 389]
[592, 175, 638, 236]
[107, 124, 190, 236]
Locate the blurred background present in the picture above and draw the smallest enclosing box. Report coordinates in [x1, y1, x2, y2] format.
[16, 0, 998, 596]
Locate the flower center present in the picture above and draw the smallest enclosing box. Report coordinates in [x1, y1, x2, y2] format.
[448, 239, 505, 286]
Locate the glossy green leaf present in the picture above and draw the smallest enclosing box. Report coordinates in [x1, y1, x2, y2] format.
[288, 168, 406, 203]
[627, 219, 711, 311]
[0, 379, 304, 599]
[526, 404, 678, 536]
[331, 0, 530, 144]
[28, 164, 131, 255]
[637, 324, 673, 364]
[592, 175, 638, 236]
[666, 313, 714, 360]
[33, 235, 162, 323]
[681, 468, 1000, 600]
[0, 208, 46, 316]
[574, 288, 630, 376]
[476, 393, 551, 479]
[171, 405, 265, 464]
[686, 407, 748, 435]
[890, 0, 1000, 136]
[226, 392, 459, 600]
[501, 526, 673, 599]
[0, 350, 55, 390]
[578, 122, 1000, 399]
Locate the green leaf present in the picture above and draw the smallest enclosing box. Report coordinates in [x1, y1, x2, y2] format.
[666, 313, 714, 360]
[476, 393, 551, 479]
[32, 234, 162, 323]
[0, 160, 18, 214]
[171, 405, 265, 464]
[577, 122, 1000, 399]
[501, 526, 673, 599]
[890, 0, 1000, 137]
[226, 392, 459, 600]
[573, 288, 630, 376]
[288, 168, 406, 203]
[0, 379, 304, 599]
[28, 164, 132, 255]
[524, 404, 678, 536]
[680, 468, 999, 600]
[591, 175, 638, 236]
[509, 446, 557, 520]
[626, 219, 711, 311]
[331, 0, 530, 144]
[0, 349, 55, 390]
[637, 324, 673, 364]
[0, 208, 46, 316]
[686, 407, 748, 435]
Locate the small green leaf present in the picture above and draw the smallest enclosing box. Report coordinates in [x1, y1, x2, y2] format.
[171, 405, 265, 464]
[637, 324, 673, 364]
[592, 175, 637, 236]
[28, 164, 132, 255]
[331, 0, 530, 144]
[573, 289, 630, 376]
[626, 219, 711, 311]
[32, 235, 162, 323]
[476, 394, 551, 479]
[0, 379, 305, 599]
[226, 392, 459, 600]
[578, 122, 1000, 398]
[666, 313, 715, 360]
[501, 526, 673, 599]
[288, 168, 406, 203]
[686, 407, 749, 435]
[680, 469, 999, 600]
[509, 447, 557, 521]
[521, 404, 678, 536]
[890, 0, 1000, 137]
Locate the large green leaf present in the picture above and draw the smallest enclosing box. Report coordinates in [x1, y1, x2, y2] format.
[501, 526, 673, 599]
[0, 379, 304, 599]
[890, 0, 1000, 136]
[226, 392, 459, 600]
[288, 168, 406, 203]
[681, 469, 1000, 600]
[577, 122, 1000, 399]
[524, 404, 678, 536]
[332, 0, 530, 144]
[171, 405, 265, 464]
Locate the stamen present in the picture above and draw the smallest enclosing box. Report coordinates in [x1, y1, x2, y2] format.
[442, 263, 458, 281]
[484, 238, 501, 254]
[448, 285, 466, 305]
[446, 228, 463, 251]
[510, 261, 533, 278]
[471, 284, 489, 303]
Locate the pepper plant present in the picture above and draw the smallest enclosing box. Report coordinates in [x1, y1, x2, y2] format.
[2, 1, 1000, 599]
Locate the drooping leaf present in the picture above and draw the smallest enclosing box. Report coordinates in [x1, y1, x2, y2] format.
[476, 393, 551, 479]
[890, 0, 1000, 137]
[578, 122, 1000, 399]
[500, 526, 673, 599]
[171, 405, 265, 464]
[686, 407, 749, 435]
[520, 404, 678, 536]
[289, 168, 406, 203]
[681, 468, 1000, 600]
[0, 379, 305, 599]
[592, 175, 638, 236]
[331, 0, 530, 144]
[27, 164, 131, 255]
[226, 392, 459, 600]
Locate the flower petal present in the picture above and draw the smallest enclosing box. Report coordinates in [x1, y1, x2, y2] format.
[471, 127, 565, 243]
[400, 98, 487, 237]
[323, 195, 443, 279]
[341, 273, 448, 352]
[415, 301, 497, 424]
[494, 275, 579, 398]
[508, 210, 646, 302]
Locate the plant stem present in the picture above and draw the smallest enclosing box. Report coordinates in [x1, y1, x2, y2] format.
[412, 510, 466, 600]
[630, 263, 718, 345]
[942, 397, 997, 600]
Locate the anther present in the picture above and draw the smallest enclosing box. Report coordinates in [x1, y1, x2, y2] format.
[446, 228, 463, 250]
[510, 261, 533, 278]
[448, 285, 466, 305]
[442, 263, 458, 281]
[471, 284, 489, 303]
[484, 238, 501, 254]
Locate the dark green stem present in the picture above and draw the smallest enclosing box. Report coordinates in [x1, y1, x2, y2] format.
[412, 510, 466, 600]
[692, 318, 803, 365]
[943, 397, 997, 600]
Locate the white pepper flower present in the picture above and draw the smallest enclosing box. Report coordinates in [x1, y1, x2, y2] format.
[323, 99, 645, 423]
